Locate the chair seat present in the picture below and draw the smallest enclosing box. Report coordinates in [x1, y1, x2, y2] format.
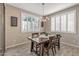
[44, 42, 49, 48]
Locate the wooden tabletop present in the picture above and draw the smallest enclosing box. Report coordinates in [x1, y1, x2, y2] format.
[27, 34, 55, 44]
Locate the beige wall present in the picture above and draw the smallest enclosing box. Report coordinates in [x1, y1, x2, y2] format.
[5, 4, 32, 49]
[45, 4, 79, 48]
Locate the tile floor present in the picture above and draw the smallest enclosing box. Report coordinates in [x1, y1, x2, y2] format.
[4, 42, 79, 56]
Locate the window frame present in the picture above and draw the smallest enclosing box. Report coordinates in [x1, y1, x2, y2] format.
[51, 10, 76, 34]
[55, 15, 61, 32]
[67, 10, 76, 33]
[60, 13, 67, 33]
[21, 11, 40, 33]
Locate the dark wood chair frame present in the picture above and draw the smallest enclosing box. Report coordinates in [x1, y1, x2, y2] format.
[31, 33, 41, 55]
[55, 34, 62, 50]
[42, 36, 56, 56]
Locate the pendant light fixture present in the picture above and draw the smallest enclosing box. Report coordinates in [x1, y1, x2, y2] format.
[41, 3, 49, 22]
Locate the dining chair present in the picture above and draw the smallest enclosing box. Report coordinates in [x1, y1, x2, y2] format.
[42, 36, 56, 56]
[32, 33, 39, 38]
[49, 35, 57, 55]
[40, 32, 48, 36]
[32, 33, 41, 55]
[55, 34, 62, 50]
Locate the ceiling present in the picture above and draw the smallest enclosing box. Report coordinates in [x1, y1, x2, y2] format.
[8, 3, 78, 16]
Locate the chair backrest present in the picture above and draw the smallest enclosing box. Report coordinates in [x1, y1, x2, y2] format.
[49, 35, 55, 40]
[40, 32, 45, 35]
[47, 36, 55, 49]
[32, 33, 39, 38]
[56, 34, 62, 39]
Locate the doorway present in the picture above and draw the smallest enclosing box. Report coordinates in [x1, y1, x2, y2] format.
[0, 3, 5, 56]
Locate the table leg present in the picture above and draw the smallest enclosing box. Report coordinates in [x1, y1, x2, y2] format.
[58, 39, 60, 50]
[35, 44, 37, 54]
[41, 44, 44, 56]
[31, 41, 34, 52]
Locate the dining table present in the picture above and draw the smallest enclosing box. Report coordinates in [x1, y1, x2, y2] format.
[27, 34, 55, 56]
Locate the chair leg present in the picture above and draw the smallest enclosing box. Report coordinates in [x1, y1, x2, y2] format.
[58, 43, 60, 50]
[36, 44, 38, 54]
[31, 41, 34, 52]
[52, 46, 55, 56]
[41, 44, 44, 56]
[58, 39, 60, 50]
[46, 49, 49, 56]
[42, 49, 44, 56]
[54, 44, 56, 53]
[39, 46, 41, 56]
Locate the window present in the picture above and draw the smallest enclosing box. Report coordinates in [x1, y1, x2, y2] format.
[61, 14, 67, 32]
[51, 17, 55, 31]
[55, 16, 61, 32]
[21, 11, 39, 32]
[67, 11, 75, 33]
[51, 10, 76, 33]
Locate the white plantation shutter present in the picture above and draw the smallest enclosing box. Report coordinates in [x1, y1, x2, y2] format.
[51, 17, 55, 31]
[67, 11, 75, 33]
[61, 14, 67, 32]
[27, 21, 32, 32]
[55, 16, 61, 32]
[21, 11, 40, 32]
[51, 10, 76, 33]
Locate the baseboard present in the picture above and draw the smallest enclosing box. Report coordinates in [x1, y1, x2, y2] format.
[6, 42, 27, 50]
[61, 42, 79, 49]
[6, 41, 79, 51]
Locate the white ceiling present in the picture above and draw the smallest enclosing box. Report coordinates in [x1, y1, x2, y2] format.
[8, 3, 78, 16]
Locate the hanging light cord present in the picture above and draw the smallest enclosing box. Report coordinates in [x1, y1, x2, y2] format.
[42, 3, 45, 16]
